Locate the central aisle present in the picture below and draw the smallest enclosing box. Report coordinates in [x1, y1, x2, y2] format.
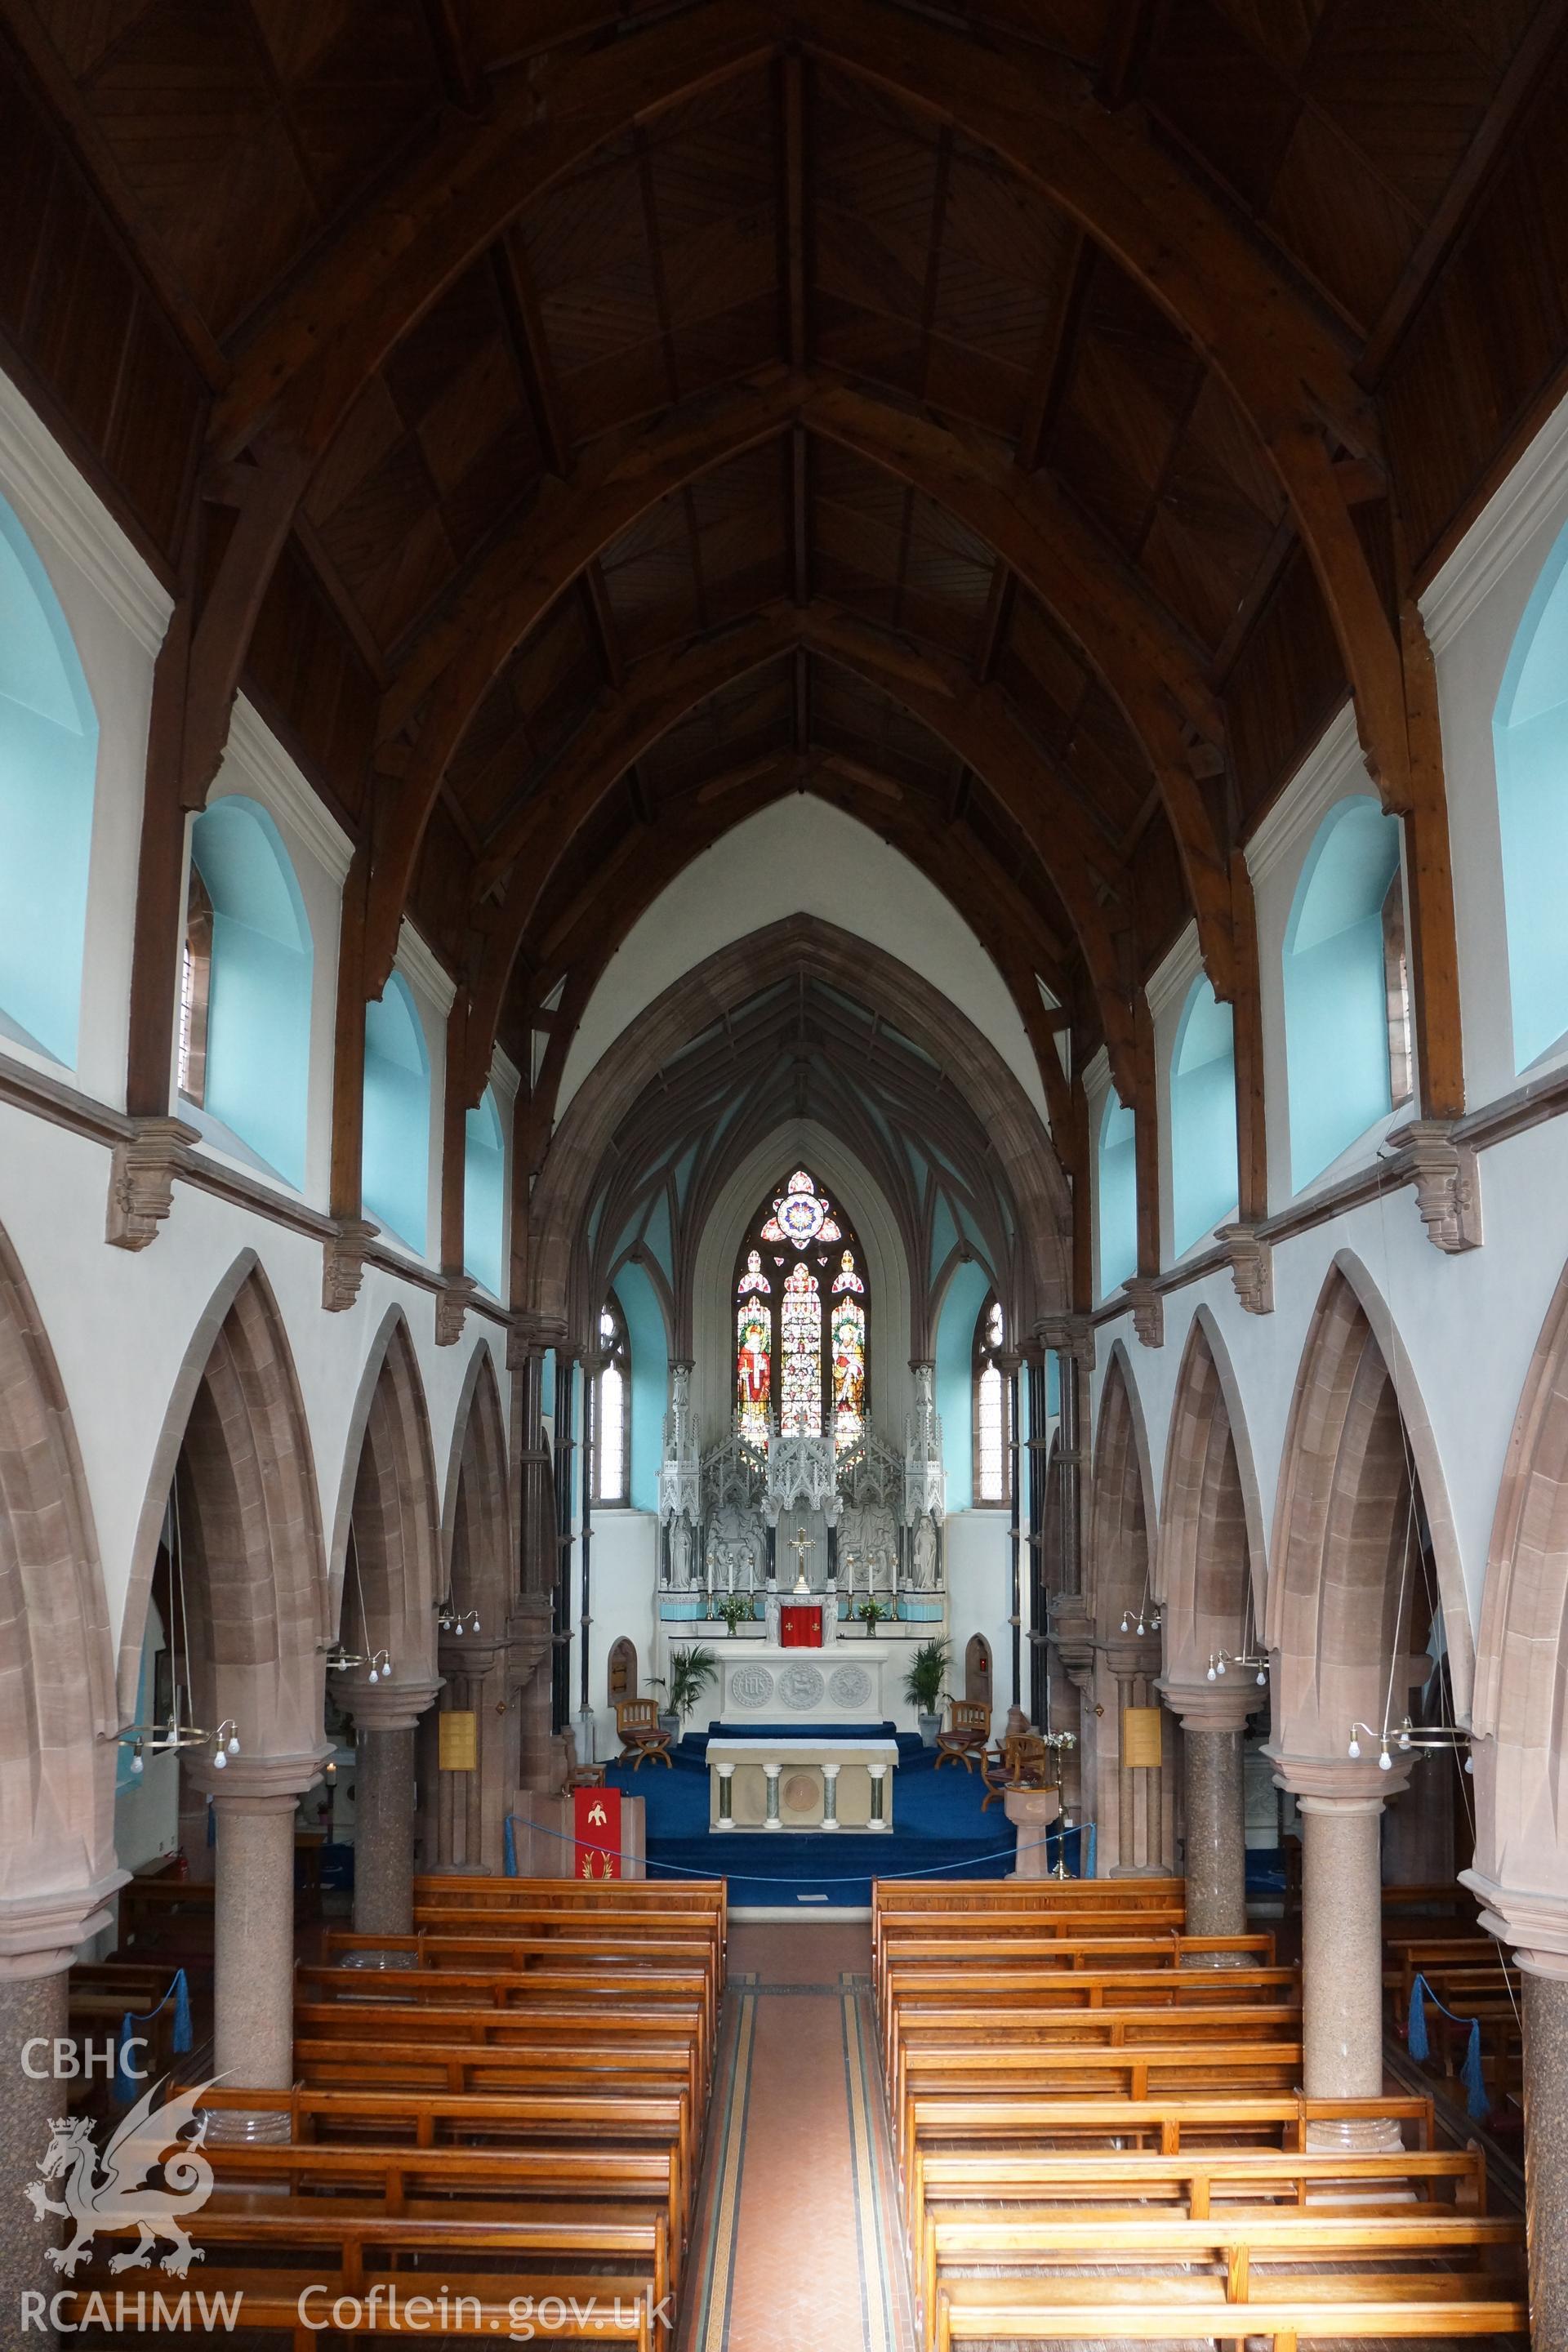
[679, 1921, 917, 2352]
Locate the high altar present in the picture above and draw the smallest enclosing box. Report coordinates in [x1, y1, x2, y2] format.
[655, 1363, 947, 1735]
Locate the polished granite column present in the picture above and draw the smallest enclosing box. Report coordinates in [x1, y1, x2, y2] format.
[1296, 1793, 1403, 2150]
[343, 1678, 440, 1958]
[1174, 1686, 1257, 1953]
[201, 1753, 326, 2145]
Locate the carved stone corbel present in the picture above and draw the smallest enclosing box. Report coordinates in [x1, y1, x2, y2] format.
[435, 1274, 477, 1346]
[1389, 1120, 1483, 1254]
[1036, 1313, 1095, 1374]
[105, 1116, 198, 1251]
[322, 1218, 378, 1312]
[1217, 1223, 1274, 1314]
[507, 1312, 567, 1371]
[1123, 1277, 1164, 1348]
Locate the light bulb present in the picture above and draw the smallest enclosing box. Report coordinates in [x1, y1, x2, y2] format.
[1378, 1744, 1392, 1771]
[1120, 1613, 1129, 1632]
[212, 1746, 227, 1770]
[1136, 1618, 1146, 1636]
[1216, 1656, 1227, 1676]
[1256, 1668, 1267, 1686]
[227, 1732, 239, 1756]
[1465, 1755, 1474, 1775]
[368, 1664, 380, 1683]
[1206, 1663, 1217, 1682]
[1348, 1736, 1361, 1759]
[1397, 1727, 1411, 1751]
[472, 1614, 480, 1633]
[130, 1743, 144, 1776]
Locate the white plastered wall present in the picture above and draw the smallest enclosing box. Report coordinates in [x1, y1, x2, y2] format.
[1089, 382, 1568, 1696]
[556, 799, 1051, 1129]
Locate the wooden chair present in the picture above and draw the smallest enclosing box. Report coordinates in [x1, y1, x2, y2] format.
[980, 1731, 1052, 1811]
[616, 1698, 674, 1770]
[934, 1700, 991, 1772]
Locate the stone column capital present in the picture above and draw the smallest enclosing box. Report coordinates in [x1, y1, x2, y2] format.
[345, 1677, 443, 1732]
[189, 1745, 333, 1806]
[0, 1872, 130, 1978]
[1160, 1677, 1260, 1733]
[1266, 1746, 1411, 1805]
[1461, 1869, 1568, 1977]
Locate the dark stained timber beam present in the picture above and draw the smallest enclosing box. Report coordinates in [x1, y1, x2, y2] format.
[363, 371, 1229, 990]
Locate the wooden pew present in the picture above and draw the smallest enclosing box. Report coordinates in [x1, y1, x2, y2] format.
[898, 2040, 1309, 2185]
[889, 2002, 1303, 2121]
[911, 2145, 1492, 2346]
[198, 2136, 687, 2285]
[321, 1931, 719, 2050]
[63, 2205, 666, 2346]
[294, 1988, 711, 2098]
[879, 1952, 1284, 2074]
[411, 1882, 725, 1970]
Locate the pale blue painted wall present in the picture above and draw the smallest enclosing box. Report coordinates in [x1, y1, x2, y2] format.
[464, 1086, 506, 1297]
[1169, 977, 1238, 1257]
[0, 492, 98, 1066]
[1283, 795, 1400, 1190]
[1097, 1090, 1138, 1299]
[362, 970, 430, 1253]
[612, 1262, 668, 1512]
[935, 1259, 991, 1512]
[1496, 521, 1568, 1071]
[190, 796, 313, 1187]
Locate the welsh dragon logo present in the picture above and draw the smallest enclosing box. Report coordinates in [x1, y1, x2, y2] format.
[24, 2075, 218, 2277]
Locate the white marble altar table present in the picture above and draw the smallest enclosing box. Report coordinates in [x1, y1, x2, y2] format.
[706, 1734, 898, 1832]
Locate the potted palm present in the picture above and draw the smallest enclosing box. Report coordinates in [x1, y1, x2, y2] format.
[648, 1644, 719, 1740]
[903, 1639, 951, 1747]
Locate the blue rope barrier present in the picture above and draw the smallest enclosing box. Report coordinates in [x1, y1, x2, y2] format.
[114, 1968, 193, 2104]
[1407, 1971, 1489, 2121]
[503, 1812, 1096, 1887]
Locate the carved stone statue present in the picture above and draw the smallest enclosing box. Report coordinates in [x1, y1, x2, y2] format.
[670, 1515, 693, 1589]
[863, 1502, 898, 1587]
[911, 1512, 938, 1590]
[710, 1501, 765, 1590]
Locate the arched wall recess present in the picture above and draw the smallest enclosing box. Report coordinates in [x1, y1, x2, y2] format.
[363, 970, 431, 1255]
[1494, 518, 1568, 1074]
[463, 1085, 506, 1298]
[1281, 796, 1403, 1192]
[189, 795, 314, 1187]
[0, 491, 98, 1069]
[1098, 1089, 1138, 1302]
[1169, 978, 1238, 1258]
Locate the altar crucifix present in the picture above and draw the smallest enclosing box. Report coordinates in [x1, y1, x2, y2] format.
[787, 1526, 814, 1593]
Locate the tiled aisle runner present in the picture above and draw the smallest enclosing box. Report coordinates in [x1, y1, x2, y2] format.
[681, 1925, 916, 2352]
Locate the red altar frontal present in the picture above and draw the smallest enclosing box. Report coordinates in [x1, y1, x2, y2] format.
[779, 1597, 828, 1648]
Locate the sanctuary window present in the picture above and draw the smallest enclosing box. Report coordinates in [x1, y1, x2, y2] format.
[733, 1169, 869, 1452]
[973, 1294, 1011, 1507]
[593, 1300, 630, 1506]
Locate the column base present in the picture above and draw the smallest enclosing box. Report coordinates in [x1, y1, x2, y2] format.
[817, 1819, 840, 1832]
[762, 1820, 783, 1833]
[204, 2106, 293, 2147]
[339, 1949, 419, 1971]
[1304, 2115, 1407, 2154]
[1180, 1949, 1258, 1969]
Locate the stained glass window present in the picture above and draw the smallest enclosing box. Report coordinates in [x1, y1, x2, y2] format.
[974, 1294, 1010, 1506]
[736, 1255, 773, 1446]
[781, 1262, 822, 1436]
[734, 1174, 867, 1446]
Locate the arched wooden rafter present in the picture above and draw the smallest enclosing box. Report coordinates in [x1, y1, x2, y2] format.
[460, 609, 1136, 1103]
[361, 375, 1229, 989]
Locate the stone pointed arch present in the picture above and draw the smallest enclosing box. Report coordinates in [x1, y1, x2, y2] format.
[1266, 1254, 1471, 1784]
[330, 1307, 441, 1683]
[128, 1258, 327, 1759]
[528, 915, 1070, 1343]
[442, 1342, 511, 1632]
[1466, 1258, 1568, 1944]
[1089, 1343, 1156, 1642]
[0, 1217, 118, 1915]
[1156, 1310, 1266, 1694]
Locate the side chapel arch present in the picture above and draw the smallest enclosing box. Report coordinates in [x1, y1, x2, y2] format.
[1266, 1257, 1472, 1783]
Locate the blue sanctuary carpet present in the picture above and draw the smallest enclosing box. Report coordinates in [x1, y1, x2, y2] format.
[604, 1726, 1027, 1908]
